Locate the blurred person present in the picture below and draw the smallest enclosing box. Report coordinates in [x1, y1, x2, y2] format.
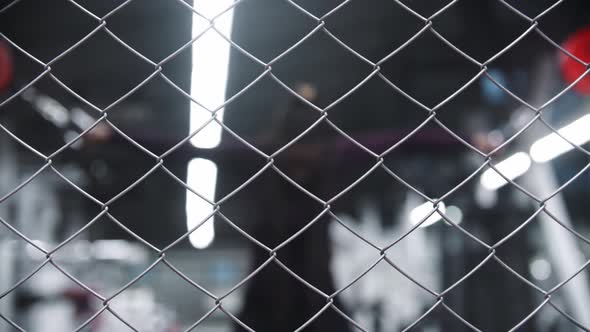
[235, 83, 352, 332]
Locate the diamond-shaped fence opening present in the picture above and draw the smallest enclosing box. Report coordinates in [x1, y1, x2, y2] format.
[2, 0, 590, 331]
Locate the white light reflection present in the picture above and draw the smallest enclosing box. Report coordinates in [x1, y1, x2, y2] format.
[530, 114, 590, 163]
[480, 152, 531, 190]
[186, 158, 218, 249]
[444, 205, 463, 226]
[190, 0, 235, 148]
[409, 201, 446, 228]
[529, 258, 552, 281]
[186, 1, 234, 249]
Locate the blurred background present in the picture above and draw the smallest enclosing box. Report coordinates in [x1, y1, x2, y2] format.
[2, 0, 590, 331]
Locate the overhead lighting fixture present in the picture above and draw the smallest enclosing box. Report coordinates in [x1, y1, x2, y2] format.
[530, 114, 590, 163]
[190, 0, 235, 148]
[185, 1, 235, 249]
[480, 152, 531, 190]
[186, 158, 218, 249]
[409, 201, 446, 228]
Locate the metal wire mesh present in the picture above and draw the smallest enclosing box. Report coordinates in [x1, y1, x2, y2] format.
[1, 0, 590, 331]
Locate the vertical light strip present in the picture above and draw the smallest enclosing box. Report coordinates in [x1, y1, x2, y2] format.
[186, 1, 235, 249]
[186, 158, 218, 249]
[190, 0, 235, 148]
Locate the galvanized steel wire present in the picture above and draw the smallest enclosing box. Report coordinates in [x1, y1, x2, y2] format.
[1, 0, 590, 331]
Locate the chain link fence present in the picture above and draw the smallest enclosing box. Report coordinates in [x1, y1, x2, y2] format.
[1, 0, 590, 331]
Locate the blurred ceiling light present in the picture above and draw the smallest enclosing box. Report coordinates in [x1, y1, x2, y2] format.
[410, 201, 446, 228]
[480, 152, 531, 190]
[71, 107, 95, 129]
[444, 205, 463, 225]
[186, 1, 234, 249]
[530, 114, 590, 163]
[190, 0, 234, 149]
[22, 88, 69, 128]
[475, 183, 498, 208]
[186, 158, 217, 249]
[529, 257, 552, 281]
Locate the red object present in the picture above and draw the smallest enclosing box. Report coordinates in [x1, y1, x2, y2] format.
[560, 27, 590, 95]
[0, 41, 13, 92]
